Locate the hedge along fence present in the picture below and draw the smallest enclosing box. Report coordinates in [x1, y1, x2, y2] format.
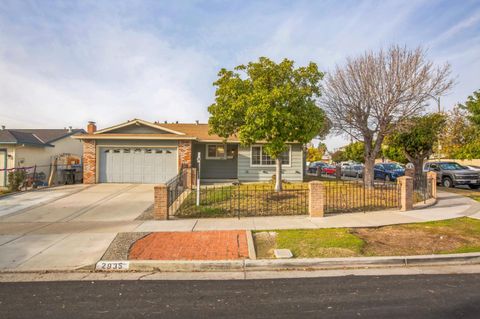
[153, 171, 438, 220]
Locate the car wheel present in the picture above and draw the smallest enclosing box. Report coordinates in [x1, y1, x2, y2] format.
[442, 177, 454, 188]
[469, 184, 480, 190]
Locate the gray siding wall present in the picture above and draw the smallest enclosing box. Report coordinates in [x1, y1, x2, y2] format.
[192, 143, 238, 179]
[237, 144, 304, 182]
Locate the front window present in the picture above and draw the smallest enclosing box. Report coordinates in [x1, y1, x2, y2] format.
[251, 146, 290, 166]
[439, 163, 465, 170]
[206, 144, 226, 159]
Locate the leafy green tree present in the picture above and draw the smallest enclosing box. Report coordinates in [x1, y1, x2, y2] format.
[461, 90, 480, 127]
[387, 113, 446, 179]
[381, 144, 408, 164]
[440, 92, 480, 160]
[208, 57, 329, 191]
[317, 143, 327, 158]
[306, 146, 323, 163]
[331, 150, 347, 163]
[344, 142, 365, 163]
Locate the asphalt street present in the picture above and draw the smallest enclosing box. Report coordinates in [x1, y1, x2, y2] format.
[1, 274, 479, 318]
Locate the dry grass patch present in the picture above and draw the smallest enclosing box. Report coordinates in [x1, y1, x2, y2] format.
[254, 218, 480, 259]
[254, 229, 364, 258]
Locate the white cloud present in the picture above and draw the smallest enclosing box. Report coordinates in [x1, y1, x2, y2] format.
[0, 12, 216, 130]
[0, 0, 479, 151]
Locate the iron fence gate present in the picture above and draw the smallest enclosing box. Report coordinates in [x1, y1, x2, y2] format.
[413, 173, 434, 203]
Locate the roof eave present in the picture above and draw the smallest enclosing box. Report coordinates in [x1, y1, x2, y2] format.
[73, 135, 197, 141]
[94, 119, 187, 135]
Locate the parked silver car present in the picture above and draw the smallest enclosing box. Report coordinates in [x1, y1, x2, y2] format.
[424, 162, 480, 189]
[342, 164, 364, 178]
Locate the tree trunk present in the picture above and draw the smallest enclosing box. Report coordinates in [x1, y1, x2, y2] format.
[363, 157, 375, 188]
[404, 152, 427, 182]
[412, 157, 425, 182]
[275, 158, 282, 192]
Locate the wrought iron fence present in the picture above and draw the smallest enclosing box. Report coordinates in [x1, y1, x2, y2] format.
[171, 183, 309, 218]
[2, 164, 83, 192]
[413, 173, 434, 203]
[166, 168, 190, 208]
[323, 180, 401, 214]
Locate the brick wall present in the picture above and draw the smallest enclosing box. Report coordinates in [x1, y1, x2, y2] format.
[398, 176, 414, 211]
[309, 181, 325, 217]
[83, 139, 96, 184]
[178, 140, 192, 171]
[154, 185, 168, 220]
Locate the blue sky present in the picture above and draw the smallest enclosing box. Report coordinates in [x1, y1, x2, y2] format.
[1, 0, 479, 150]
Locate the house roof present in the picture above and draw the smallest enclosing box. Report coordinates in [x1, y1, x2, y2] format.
[159, 123, 239, 142]
[0, 129, 85, 146]
[74, 119, 240, 142]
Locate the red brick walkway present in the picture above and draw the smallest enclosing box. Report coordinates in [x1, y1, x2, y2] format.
[129, 230, 249, 260]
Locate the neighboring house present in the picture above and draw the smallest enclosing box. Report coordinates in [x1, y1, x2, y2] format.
[74, 119, 304, 184]
[0, 127, 85, 187]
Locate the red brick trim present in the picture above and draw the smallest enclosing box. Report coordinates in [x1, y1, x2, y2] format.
[83, 139, 96, 184]
[178, 140, 192, 171]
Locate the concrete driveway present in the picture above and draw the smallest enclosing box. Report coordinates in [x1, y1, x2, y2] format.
[0, 184, 154, 271]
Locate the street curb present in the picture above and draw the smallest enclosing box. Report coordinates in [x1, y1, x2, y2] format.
[413, 197, 437, 210]
[246, 230, 256, 260]
[93, 252, 480, 273]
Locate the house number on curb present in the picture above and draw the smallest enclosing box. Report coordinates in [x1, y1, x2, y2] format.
[95, 261, 130, 271]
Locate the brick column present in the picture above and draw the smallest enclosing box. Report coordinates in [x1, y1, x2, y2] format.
[83, 139, 96, 184]
[397, 176, 413, 211]
[309, 181, 325, 217]
[178, 140, 193, 171]
[186, 168, 197, 189]
[154, 184, 169, 220]
[427, 171, 437, 199]
[405, 168, 415, 178]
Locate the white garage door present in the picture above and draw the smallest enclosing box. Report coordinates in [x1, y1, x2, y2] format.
[99, 147, 177, 183]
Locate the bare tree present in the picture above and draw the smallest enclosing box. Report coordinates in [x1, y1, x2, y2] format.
[321, 46, 453, 187]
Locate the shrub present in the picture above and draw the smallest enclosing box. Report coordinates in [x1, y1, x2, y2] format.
[7, 170, 27, 192]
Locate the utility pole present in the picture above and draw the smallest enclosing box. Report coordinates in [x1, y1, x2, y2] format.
[434, 96, 442, 162]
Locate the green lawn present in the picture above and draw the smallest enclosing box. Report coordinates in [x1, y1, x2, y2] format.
[174, 180, 400, 218]
[254, 217, 480, 258]
[175, 183, 309, 218]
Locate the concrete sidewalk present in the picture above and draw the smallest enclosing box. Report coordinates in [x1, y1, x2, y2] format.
[0, 190, 479, 272]
[135, 191, 480, 232]
[1, 191, 479, 236]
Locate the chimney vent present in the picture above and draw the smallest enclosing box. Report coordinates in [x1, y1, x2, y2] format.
[87, 121, 97, 134]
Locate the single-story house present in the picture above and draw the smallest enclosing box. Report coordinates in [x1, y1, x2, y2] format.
[74, 119, 304, 184]
[0, 127, 85, 187]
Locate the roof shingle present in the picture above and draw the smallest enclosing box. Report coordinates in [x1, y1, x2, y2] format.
[0, 129, 85, 146]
